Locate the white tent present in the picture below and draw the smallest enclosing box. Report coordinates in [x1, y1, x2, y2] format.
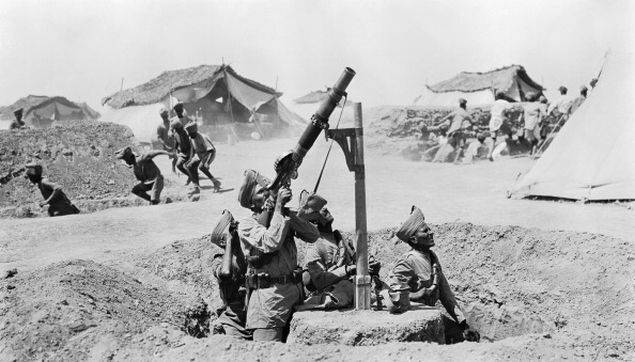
[510, 52, 635, 201]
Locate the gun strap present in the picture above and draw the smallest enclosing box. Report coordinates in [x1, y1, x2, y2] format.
[313, 94, 347, 194]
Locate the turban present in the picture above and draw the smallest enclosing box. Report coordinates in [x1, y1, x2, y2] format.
[25, 162, 43, 177]
[458, 98, 467, 106]
[210, 209, 234, 248]
[13, 108, 23, 117]
[298, 190, 327, 214]
[395, 206, 426, 242]
[185, 122, 198, 135]
[114, 146, 135, 159]
[173, 101, 184, 114]
[238, 169, 271, 209]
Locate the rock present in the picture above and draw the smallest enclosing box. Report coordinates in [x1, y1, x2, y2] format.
[288, 307, 445, 346]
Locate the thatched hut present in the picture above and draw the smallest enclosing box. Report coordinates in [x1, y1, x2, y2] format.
[0, 95, 100, 129]
[413, 65, 545, 107]
[101, 65, 304, 142]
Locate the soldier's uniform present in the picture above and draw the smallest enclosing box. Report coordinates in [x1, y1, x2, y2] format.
[385, 206, 478, 343]
[210, 210, 251, 340]
[236, 170, 320, 341]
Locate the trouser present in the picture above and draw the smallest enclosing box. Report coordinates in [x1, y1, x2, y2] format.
[175, 154, 194, 182]
[131, 176, 164, 203]
[252, 327, 284, 342]
[48, 203, 80, 217]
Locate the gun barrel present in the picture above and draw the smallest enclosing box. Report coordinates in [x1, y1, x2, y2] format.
[294, 67, 356, 163]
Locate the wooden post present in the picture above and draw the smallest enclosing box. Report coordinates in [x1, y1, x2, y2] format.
[353, 102, 371, 310]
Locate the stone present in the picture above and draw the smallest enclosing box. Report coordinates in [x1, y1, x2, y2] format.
[288, 306, 445, 346]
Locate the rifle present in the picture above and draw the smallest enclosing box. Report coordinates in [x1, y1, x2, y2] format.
[257, 68, 356, 227]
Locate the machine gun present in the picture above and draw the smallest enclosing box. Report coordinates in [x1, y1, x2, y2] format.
[257, 68, 356, 227]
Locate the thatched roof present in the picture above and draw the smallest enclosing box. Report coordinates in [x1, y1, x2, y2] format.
[427, 65, 544, 94]
[102, 65, 282, 109]
[0, 95, 100, 120]
[293, 89, 355, 106]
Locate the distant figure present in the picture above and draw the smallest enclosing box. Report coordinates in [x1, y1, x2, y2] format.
[170, 102, 195, 186]
[9, 108, 27, 130]
[427, 98, 474, 162]
[25, 162, 80, 216]
[461, 132, 489, 163]
[185, 122, 222, 191]
[569, 86, 588, 114]
[547, 85, 573, 117]
[521, 95, 548, 155]
[115, 146, 173, 205]
[487, 91, 512, 161]
[589, 78, 598, 89]
[157, 107, 176, 172]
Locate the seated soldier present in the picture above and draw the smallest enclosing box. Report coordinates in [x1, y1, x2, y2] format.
[25, 162, 80, 217]
[297, 191, 355, 310]
[383, 206, 480, 343]
[115, 146, 173, 205]
[209, 209, 252, 340]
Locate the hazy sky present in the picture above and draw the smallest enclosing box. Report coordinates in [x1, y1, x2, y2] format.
[0, 0, 632, 111]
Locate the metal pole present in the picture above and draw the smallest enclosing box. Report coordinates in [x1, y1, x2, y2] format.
[353, 102, 371, 310]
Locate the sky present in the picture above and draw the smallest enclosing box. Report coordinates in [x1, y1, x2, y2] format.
[0, 0, 632, 112]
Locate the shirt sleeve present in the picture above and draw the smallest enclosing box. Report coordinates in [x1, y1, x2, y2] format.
[237, 213, 291, 253]
[289, 213, 320, 243]
[437, 267, 467, 325]
[389, 254, 415, 291]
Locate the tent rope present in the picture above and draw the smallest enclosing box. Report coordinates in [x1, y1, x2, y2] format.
[312, 94, 347, 194]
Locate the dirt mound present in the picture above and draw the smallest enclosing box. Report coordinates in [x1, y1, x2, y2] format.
[0, 121, 191, 218]
[0, 259, 209, 360]
[137, 235, 223, 311]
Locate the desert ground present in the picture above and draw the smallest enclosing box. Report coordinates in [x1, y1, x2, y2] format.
[1, 136, 633, 361]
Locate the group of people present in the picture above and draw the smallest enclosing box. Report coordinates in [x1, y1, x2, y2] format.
[421, 78, 598, 163]
[9, 100, 223, 215]
[208, 165, 479, 343]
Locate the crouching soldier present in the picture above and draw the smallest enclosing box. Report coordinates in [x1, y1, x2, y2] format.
[210, 209, 252, 340]
[236, 169, 320, 342]
[297, 191, 380, 310]
[25, 162, 80, 216]
[115, 146, 173, 205]
[185, 122, 222, 191]
[384, 206, 480, 343]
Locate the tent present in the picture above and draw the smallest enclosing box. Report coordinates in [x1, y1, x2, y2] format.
[101, 65, 305, 142]
[292, 88, 356, 126]
[414, 65, 545, 107]
[0, 95, 100, 128]
[509, 52, 635, 201]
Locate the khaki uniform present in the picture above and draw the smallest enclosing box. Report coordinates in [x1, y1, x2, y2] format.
[303, 233, 354, 308]
[238, 212, 320, 329]
[389, 249, 467, 325]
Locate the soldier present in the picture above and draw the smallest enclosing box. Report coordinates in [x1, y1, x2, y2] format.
[24, 162, 80, 216]
[383, 206, 480, 343]
[184, 122, 222, 191]
[569, 86, 588, 114]
[156, 107, 176, 172]
[521, 95, 548, 155]
[429, 98, 474, 161]
[236, 169, 320, 342]
[10, 108, 27, 130]
[170, 102, 196, 187]
[210, 210, 252, 340]
[487, 91, 513, 161]
[115, 146, 172, 205]
[297, 192, 355, 310]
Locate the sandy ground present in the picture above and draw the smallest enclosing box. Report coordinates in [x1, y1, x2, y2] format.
[1, 136, 632, 273]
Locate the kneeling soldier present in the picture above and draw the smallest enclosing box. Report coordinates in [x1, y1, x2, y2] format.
[210, 210, 252, 340]
[384, 206, 480, 343]
[25, 162, 80, 216]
